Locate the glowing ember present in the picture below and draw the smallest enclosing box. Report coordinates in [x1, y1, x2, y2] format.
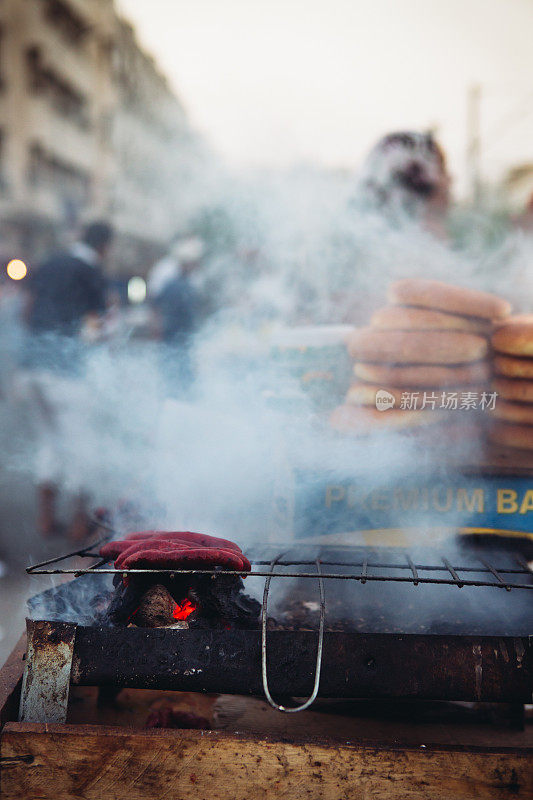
[173, 598, 196, 621]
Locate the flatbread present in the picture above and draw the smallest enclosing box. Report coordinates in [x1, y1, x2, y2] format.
[488, 421, 533, 450]
[492, 377, 533, 404]
[493, 354, 533, 379]
[492, 318, 533, 357]
[347, 328, 488, 365]
[370, 305, 492, 335]
[388, 279, 511, 320]
[490, 399, 533, 426]
[353, 361, 490, 387]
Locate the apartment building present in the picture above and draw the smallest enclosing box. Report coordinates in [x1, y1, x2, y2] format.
[0, 0, 201, 274]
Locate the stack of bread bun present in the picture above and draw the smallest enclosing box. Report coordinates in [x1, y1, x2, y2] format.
[331, 278, 511, 437]
[489, 316, 533, 450]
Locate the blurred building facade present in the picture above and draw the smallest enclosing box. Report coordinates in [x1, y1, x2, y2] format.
[0, 0, 204, 275]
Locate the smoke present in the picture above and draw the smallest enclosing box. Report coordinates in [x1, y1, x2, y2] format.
[180, 164, 533, 329]
[7, 161, 532, 627]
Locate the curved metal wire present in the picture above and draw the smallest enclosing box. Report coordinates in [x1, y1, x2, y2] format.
[261, 554, 325, 713]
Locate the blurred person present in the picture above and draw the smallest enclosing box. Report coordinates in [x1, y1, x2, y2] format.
[150, 235, 205, 397]
[356, 131, 451, 236]
[26, 221, 112, 342]
[147, 234, 205, 302]
[146, 238, 180, 302]
[331, 130, 452, 323]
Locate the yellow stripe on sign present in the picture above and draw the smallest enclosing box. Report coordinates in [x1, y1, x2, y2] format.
[303, 527, 533, 546]
[457, 527, 533, 541]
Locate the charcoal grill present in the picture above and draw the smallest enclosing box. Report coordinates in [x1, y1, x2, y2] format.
[20, 538, 533, 723]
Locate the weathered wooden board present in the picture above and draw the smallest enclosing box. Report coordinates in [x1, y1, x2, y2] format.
[2, 723, 532, 800]
[213, 695, 533, 746]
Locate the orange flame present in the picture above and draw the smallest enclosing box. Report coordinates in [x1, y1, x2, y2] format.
[173, 598, 196, 621]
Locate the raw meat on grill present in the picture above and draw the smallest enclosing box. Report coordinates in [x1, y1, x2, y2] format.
[126, 530, 245, 553]
[118, 544, 250, 572]
[100, 530, 245, 561]
[100, 530, 251, 573]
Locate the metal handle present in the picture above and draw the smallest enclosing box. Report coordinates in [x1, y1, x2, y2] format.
[261, 555, 325, 712]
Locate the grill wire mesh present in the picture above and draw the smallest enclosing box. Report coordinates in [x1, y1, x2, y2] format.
[26, 537, 533, 591]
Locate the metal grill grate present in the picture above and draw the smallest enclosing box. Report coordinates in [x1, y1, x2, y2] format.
[26, 539, 533, 590]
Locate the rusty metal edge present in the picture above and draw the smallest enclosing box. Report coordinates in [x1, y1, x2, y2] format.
[18, 620, 77, 724]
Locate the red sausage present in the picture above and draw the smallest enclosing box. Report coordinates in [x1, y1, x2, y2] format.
[124, 531, 244, 553]
[121, 546, 250, 572]
[101, 537, 194, 562]
[114, 538, 194, 569]
[101, 531, 244, 562]
[114, 538, 251, 572]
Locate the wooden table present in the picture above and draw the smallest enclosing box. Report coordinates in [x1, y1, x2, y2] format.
[1, 634, 532, 799]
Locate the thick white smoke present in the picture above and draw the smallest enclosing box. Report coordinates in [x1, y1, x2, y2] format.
[7, 162, 532, 629]
[13, 168, 533, 538]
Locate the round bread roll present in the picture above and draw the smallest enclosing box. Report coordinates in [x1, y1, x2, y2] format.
[353, 361, 490, 387]
[347, 328, 488, 364]
[492, 318, 533, 356]
[493, 354, 533, 379]
[490, 399, 533, 426]
[370, 305, 492, 335]
[330, 404, 439, 434]
[346, 384, 405, 407]
[488, 421, 533, 451]
[492, 377, 533, 403]
[388, 279, 511, 320]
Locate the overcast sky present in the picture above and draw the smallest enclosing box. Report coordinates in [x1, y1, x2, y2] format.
[118, 0, 533, 194]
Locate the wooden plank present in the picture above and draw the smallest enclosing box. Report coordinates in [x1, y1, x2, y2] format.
[0, 635, 26, 729]
[213, 695, 533, 748]
[1, 722, 532, 800]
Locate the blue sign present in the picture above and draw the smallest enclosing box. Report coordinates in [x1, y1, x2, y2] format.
[291, 470, 533, 545]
